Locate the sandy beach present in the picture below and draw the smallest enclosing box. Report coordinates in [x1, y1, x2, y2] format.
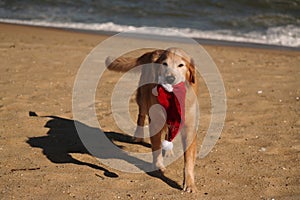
[0, 23, 299, 199]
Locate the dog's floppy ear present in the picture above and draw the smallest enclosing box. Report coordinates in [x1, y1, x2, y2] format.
[186, 58, 196, 84]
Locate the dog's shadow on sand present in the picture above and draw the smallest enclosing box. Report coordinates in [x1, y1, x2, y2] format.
[27, 111, 181, 190]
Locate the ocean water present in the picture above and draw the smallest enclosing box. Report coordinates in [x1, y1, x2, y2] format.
[0, 0, 299, 48]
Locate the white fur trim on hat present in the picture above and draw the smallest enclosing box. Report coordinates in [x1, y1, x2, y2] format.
[158, 76, 173, 92]
[162, 140, 173, 151]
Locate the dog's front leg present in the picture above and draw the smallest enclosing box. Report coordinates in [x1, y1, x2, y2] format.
[150, 132, 165, 172]
[149, 119, 165, 172]
[182, 128, 197, 193]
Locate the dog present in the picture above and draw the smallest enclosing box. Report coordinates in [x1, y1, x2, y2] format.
[106, 47, 198, 192]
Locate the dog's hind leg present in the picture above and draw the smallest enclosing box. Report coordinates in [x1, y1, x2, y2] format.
[132, 113, 146, 143]
[132, 87, 147, 143]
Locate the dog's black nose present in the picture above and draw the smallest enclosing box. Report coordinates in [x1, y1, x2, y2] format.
[166, 75, 175, 84]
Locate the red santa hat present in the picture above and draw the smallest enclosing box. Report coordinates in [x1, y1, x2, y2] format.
[157, 81, 186, 150]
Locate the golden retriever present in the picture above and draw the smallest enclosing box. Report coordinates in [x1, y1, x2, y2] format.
[106, 47, 198, 192]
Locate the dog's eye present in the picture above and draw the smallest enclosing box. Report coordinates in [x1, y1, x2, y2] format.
[178, 64, 184, 67]
[162, 62, 168, 66]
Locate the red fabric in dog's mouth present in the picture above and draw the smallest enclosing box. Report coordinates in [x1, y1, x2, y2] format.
[157, 82, 186, 142]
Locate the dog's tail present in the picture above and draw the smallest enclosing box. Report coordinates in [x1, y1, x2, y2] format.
[105, 56, 137, 72]
[105, 49, 165, 72]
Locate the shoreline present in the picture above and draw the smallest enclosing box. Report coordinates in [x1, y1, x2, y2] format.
[1, 21, 299, 52]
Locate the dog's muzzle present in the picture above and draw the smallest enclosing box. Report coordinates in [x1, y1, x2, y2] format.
[166, 75, 175, 84]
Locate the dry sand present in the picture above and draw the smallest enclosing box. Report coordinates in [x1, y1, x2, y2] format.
[0, 23, 299, 199]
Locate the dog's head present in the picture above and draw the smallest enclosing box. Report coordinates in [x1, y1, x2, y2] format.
[156, 48, 196, 85]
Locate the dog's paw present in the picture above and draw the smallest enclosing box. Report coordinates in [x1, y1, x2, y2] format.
[152, 162, 166, 173]
[159, 165, 166, 173]
[156, 164, 166, 173]
[183, 183, 198, 193]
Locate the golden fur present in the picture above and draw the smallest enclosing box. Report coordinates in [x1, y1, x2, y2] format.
[106, 48, 198, 192]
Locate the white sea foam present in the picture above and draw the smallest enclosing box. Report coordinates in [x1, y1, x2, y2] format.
[1, 18, 299, 48]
